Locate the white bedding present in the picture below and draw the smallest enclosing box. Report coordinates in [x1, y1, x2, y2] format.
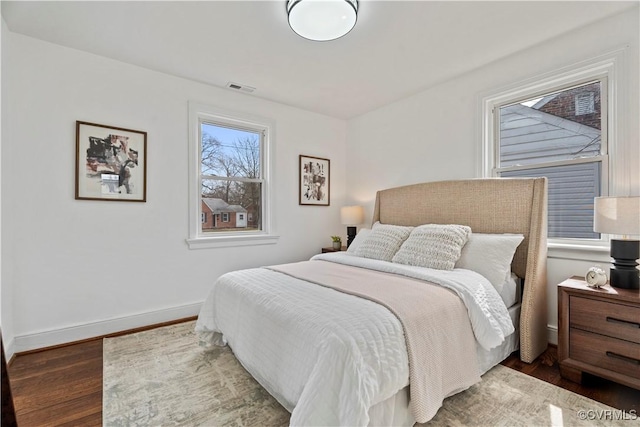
[311, 253, 514, 350]
[498, 272, 521, 308]
[195, 253, 515, 426]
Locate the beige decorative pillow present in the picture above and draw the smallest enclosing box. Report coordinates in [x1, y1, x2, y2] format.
[352, 223, 413, 262]
[392, 224, 471, 270]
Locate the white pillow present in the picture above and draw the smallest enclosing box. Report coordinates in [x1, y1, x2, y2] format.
[346, 228, 371, 253]
[392, 224, 471, 270]
[352, 223, 413, 262]
[498, 272, 520, 308]
[455, 233, 524, 292]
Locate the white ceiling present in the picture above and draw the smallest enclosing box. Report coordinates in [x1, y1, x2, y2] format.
[2, 1, 636, 119]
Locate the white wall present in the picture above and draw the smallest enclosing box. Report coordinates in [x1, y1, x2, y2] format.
[347, 9, 639, 344]
[2, 31, 347, 354]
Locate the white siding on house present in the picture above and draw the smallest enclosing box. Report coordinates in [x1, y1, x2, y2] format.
[502, 162, 601, 239]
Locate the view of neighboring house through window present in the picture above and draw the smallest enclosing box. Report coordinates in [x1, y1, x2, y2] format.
[200, 121, 263, 233]
[495, 81, 606, 239]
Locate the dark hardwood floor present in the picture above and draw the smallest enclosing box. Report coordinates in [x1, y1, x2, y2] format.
[6, 326, 640, 426]
[9, 339, 103, 426]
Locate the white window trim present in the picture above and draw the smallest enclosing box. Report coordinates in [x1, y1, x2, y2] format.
[186, 102, 279, 249]
[478, 47, 629, 261]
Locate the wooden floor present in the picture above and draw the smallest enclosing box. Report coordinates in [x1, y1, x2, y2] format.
[6, 327, 640, 427]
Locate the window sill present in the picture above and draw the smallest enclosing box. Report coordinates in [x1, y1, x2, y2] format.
[547, 241, 611, 263]
[186, 234, 280, 250]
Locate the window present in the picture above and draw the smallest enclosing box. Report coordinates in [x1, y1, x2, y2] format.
[481, 52, 625, 245]
[496, 81, 605, 240]
[188, 103, 278, 249]
[201, 212, 207, 223]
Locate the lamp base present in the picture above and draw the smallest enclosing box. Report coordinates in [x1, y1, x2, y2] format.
[346, 226, 357, 248]
[609, 239, 639, 290]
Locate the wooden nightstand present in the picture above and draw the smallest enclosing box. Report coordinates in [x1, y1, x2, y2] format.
[558, 276, 640, 390]
[321, 246, 347, 253]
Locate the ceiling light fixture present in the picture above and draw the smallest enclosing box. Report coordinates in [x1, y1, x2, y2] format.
[287, 0, 358, 42]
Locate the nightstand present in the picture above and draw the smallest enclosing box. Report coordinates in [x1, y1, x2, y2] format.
[558, 276, 640, 390]
[321, 246, 347, 253]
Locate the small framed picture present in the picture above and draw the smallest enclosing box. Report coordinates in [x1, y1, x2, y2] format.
[75, 121, 147, 202]
[299, 155, 330, 206]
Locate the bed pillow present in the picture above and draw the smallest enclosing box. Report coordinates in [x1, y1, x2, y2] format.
[498, 272, 520, 308]
[392, 224, 471, 270]
[352, 223, 413, 262]
[346, 228, 371, 253]
[455, 233, 524, 292]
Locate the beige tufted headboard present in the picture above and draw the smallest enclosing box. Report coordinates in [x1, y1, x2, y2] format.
[372, 178, 548, 363]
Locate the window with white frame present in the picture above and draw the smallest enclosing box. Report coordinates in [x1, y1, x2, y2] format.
[482, 55, 621, 243]
[187, 103, 278, 248]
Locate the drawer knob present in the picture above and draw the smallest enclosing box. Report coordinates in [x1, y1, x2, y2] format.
[606, 351, 640, 366]
[606, 316, 640, 329]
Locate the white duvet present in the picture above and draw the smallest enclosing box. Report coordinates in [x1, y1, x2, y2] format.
[312, 253, 514, 350]
[195, 253, 514, 426]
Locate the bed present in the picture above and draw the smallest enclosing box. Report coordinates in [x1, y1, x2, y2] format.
[196, 177, 548, 426]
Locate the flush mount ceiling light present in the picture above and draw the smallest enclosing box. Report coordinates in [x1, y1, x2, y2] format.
[287, 0, 358, 42]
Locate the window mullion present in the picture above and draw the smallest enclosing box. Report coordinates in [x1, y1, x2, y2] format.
[201, 175, 263, 183]
[495, 155, 606, 174]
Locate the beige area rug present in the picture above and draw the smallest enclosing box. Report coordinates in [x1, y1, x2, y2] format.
[104, 321, 636, 426]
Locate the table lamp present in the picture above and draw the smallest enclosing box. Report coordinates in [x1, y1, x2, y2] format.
[340, 205, 364, 248]
[594, 196, 640, 289]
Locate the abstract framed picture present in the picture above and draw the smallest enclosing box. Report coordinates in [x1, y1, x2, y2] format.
[75, 121, 147, 202]
[299, 155, 330, 206]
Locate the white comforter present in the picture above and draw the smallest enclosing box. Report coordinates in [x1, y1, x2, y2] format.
[195, 253, 513, 426]
[312, 253, 514, 350]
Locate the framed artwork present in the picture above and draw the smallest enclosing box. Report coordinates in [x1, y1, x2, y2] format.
[299, 155, 330, 206]
[75, 121, 147, 202]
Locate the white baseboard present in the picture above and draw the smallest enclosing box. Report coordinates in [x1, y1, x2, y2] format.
[547, 324, 558, 346]
[4, 337, 16, 362]
[8, 305, 562, 358]
[12, 302, 202, 354]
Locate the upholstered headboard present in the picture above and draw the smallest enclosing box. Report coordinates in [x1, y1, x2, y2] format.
[372, 178, 548, 363]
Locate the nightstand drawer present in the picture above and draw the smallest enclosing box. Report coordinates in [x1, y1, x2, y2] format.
[570, 295, 640, 344]
[570, 328, 640, 379]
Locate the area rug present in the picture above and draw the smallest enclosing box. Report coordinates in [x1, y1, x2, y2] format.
[104, 321, 634, 426]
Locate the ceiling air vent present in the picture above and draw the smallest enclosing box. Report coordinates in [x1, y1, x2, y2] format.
[226, 82, 256, 93]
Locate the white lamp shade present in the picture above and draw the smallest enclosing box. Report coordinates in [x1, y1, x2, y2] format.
[594, 196, 640, 236]
[287, 0, 358, 41]
[341, 205, 364, 225]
